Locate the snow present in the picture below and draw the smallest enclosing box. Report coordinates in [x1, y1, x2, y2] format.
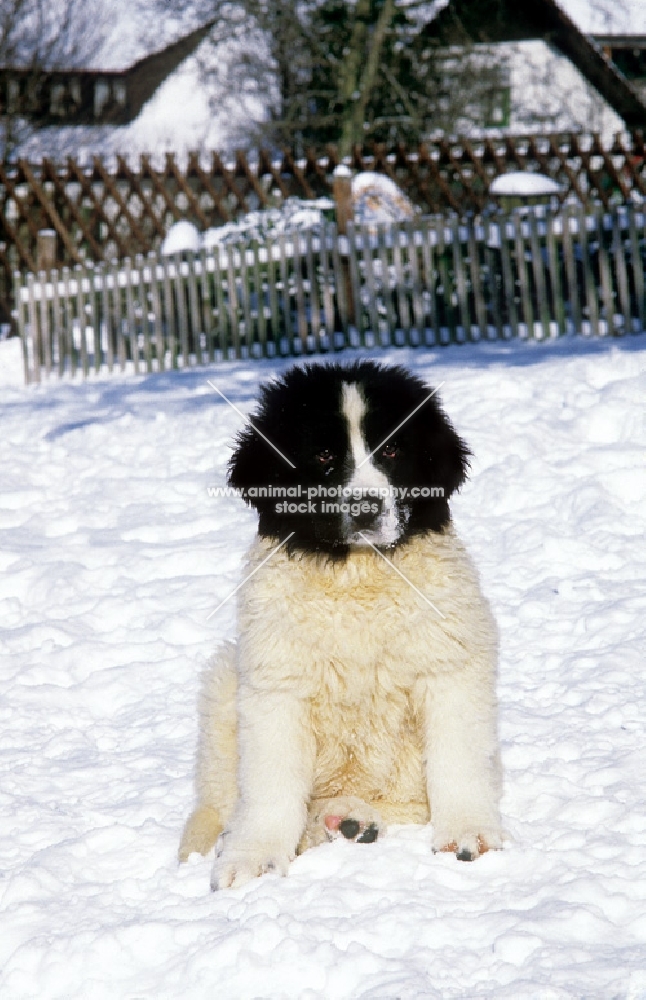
[199, 199, 335, 250]
[161, 220, 201, 256]
[157, 174, 415, 252]
[559, 0, 646, 35]
[489, 172, 562, 197]
[109, 54, 227, 157]
[1, 333, 646, 999]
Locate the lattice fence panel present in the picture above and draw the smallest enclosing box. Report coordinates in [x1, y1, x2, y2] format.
[3, 132, 646, 323]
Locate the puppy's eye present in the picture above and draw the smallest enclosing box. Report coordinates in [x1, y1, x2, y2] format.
[316, 449, 334, 465]
[382, 444, 398, 459]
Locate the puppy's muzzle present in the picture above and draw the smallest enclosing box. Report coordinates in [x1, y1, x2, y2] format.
[349, 497, 385, 531]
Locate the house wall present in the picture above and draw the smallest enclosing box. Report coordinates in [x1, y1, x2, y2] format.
[438, 40, 624, 141]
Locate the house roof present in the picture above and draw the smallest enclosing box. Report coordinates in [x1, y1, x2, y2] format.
[560, 0, 646, 36]
[421, 0, 646, 128]
[124, 20, 215, 123]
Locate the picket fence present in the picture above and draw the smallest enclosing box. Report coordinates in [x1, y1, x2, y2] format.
[15, 203, 646, 383]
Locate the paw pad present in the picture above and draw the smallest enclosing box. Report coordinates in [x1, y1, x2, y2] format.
[327, 816, 380, 844]
[299, 796, 385, 852]
[338, 819, 360, 839]
[356, 824, 379, 844]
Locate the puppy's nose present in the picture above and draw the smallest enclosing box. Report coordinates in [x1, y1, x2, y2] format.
[350, 497, 384, 529]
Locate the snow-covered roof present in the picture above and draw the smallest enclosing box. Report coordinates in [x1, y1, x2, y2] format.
[559, 0, 646, 35]
[430, 0, 646, 36]
[92, 7, 205, 72]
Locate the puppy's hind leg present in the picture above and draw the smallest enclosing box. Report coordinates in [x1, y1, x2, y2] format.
[179, 804, 223, 861]
[178, 643, 238, 862]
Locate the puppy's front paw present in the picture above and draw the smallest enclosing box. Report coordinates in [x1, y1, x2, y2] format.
[210, 837, 293, 891]
[433, 824, 503, 862]
[299, 796, 384, 852]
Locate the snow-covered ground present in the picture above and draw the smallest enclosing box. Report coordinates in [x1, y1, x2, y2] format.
[1, 333, 645, 999]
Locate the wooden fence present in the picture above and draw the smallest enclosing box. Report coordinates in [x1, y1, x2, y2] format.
[16, 202, 646, 383]
[4, 131, 646, 320]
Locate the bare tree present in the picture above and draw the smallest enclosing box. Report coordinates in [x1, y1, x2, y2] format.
[159, 0, 521, 152]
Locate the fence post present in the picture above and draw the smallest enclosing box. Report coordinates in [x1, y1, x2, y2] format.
[14, 270, 31, 385]
[333, 165, 355, 329]
[333, 166, 353, 234]
[37, 229, 58, 272]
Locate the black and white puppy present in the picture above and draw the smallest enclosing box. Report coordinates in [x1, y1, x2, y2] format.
[228, 361, 469, 553]
[180, 361, 503, 890]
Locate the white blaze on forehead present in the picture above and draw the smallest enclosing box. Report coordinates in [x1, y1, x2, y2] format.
[342, 382, 371, 469]
[341, 381, 403, 545]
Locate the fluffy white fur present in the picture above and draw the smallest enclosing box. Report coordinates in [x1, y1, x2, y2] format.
[179, 527, 502, 890]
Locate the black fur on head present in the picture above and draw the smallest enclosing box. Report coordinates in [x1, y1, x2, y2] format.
[227, 361, 470, 557]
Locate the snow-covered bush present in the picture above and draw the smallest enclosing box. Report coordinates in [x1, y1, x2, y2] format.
[160, 172, 417, 255]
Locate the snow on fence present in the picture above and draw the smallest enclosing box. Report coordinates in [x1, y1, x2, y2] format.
[15, 203, 646, 383]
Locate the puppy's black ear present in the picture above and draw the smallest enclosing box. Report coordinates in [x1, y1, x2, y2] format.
[428, 417, 470, 499]
[228, 423, 287, 512]
[227, 424, 260, 497]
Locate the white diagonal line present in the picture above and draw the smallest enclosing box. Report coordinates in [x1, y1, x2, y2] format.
[206, 533, 295, 622]
[357, 382, 445, 469]
[207, 380, 296, 469]
[358, 533, 446, 619]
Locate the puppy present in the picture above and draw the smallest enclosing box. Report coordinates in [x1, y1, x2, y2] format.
[179, 361, 502, 889]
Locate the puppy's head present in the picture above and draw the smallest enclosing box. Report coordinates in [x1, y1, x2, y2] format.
[228, 361, 469, 557]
